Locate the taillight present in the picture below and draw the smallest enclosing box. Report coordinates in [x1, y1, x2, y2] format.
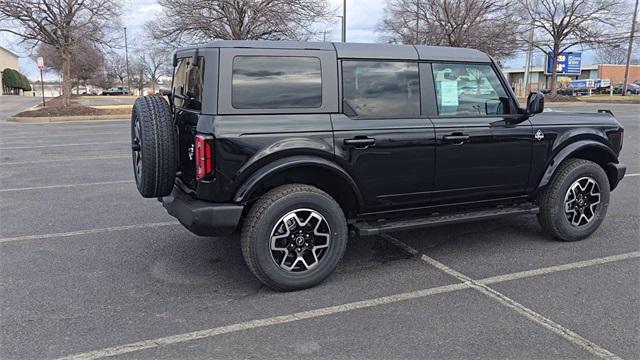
[194, 134, 214, 180]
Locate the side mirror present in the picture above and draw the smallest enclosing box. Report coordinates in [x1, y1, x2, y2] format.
[526, 92, 544, 114]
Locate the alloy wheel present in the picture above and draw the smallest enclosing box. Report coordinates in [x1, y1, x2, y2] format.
[564, 177, 601, 227]
[269, 209, 331, 272]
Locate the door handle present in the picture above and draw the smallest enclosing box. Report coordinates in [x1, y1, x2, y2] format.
[442, 134, 470, 145]
[344, 137, 375, 149]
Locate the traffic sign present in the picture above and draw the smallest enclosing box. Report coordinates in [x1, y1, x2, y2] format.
[37, 56, 44, 70]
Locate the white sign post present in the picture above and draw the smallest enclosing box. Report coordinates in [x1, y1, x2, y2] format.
[37, 57, 45, 107]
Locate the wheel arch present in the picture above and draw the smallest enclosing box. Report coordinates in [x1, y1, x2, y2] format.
[234, 156, 363, 219]
[536, 140, 619, 192]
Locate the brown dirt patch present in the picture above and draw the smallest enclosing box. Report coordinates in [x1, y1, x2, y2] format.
[14, 96, 131, 118]
[543, 94, 580, 102]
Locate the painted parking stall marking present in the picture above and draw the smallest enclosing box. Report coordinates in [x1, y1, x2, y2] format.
[0, 155, 130, 166]
[0, 180, 133, 192]
[56, 246, 638, 360]
[381, 234, 625, 360]
[0, 141, 129, 150]
[0, 222, 180, 244]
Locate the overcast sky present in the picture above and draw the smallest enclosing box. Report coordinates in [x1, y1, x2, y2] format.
[3, 0, 587, 81]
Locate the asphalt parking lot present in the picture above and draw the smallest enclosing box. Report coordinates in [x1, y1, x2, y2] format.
[0, 101, 638, 359]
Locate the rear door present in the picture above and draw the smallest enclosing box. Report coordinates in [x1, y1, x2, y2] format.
[332, 60, 436, 213]
[427, 62, 533, 204]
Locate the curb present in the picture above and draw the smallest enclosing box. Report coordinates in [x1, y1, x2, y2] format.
[6, 114, 131, 123]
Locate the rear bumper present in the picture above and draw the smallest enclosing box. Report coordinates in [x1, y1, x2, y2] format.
[606, 162, 626, 190]
[162, 186, 244, 236]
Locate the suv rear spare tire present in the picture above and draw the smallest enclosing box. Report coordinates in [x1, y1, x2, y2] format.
[131, 96, 178, 198]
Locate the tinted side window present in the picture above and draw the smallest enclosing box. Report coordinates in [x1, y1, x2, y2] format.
[232, 56, 321, 109]
[431, 63, 510, 116]
[342, 61, 420, 118]
[173, 57, 204, 111]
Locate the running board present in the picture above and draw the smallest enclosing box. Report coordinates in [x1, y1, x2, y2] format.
[355, 203, 539, 236]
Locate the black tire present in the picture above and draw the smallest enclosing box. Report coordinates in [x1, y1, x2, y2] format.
[131, 96, 178, 198]
[537, 159, 610, 241]
[241, 184, 348, 291]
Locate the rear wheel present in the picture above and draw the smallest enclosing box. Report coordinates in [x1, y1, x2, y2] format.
[537, 159, 610, 241]
[241, 184, 348, 291]
[131, 96, 178, 198]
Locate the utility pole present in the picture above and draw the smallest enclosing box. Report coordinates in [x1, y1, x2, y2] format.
[342, 0, 346, 42]
[124, 26, 131, 95]
[622, 0, 638, 97]
[416, 0, 420, 44]
[523, 22, 534, 97]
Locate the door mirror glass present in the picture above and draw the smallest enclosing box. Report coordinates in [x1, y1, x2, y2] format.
[527, 92, 544, 114]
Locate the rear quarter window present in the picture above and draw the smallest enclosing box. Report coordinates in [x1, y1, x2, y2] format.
[173, 57, 205, 111]
[231, 56, 322, 109]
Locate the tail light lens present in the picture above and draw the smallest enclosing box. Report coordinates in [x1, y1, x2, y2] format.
[195, 134, 214, 180]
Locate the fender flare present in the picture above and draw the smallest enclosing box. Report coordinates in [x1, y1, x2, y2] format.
[233, 155, 364, 208]
[536, 140, 618, 190]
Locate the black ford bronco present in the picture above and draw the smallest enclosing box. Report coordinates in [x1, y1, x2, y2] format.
[130, 41, 626, 291]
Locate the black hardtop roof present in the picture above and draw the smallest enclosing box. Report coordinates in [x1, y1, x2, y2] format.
[179, 40, 492, 62]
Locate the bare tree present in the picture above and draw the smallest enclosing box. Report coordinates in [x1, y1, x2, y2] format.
[107, 54, 128, 87]
[129, 60, 147, 96]
[519, 0, 624, 94]
[379, 0, 520, 59]
[150, 0, 330, 44]
[36, 41, 104, 93]
[139, 46, 170, 94]
[0, 0, 121, 106]
[595, 45, 629, 65]
[73, 44, 104, 93]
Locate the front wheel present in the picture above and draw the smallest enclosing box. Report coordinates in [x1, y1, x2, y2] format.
[241, 184, 348, 291]
[537, 159, 610, 241]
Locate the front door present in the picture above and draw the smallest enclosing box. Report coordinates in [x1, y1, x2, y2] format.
[429, 62, 533, 204]
[332, 60, 436, 213]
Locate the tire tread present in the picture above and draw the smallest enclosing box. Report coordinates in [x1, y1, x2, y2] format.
[537, 158, 609, 241]
[240, 184, 346, 291]
[132, 96, 177, 197]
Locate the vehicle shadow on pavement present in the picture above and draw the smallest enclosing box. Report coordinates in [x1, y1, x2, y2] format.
[146, 231, 416, 296]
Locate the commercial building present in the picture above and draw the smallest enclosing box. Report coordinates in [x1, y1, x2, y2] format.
[503, 64, 640, 96]
[0, 46, 20, 96]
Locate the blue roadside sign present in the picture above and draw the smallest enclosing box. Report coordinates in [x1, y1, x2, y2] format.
[546, 52, 582, 75]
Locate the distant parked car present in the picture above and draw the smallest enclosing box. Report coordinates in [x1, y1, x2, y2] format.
[102, 87, 130, 95]
[612, 83, 640, 95]
[556, 88, 575, 96]
[633, 80, 640, 86]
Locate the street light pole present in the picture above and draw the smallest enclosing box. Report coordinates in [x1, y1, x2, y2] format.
[523, 22, 534, 97]
[416, 0, 419, 44]
[622, 0, 638, 97]
[342, 0, 346, 42]
[124, 26, 131, 95]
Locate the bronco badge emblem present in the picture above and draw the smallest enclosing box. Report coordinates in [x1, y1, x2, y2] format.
[534, 130, 544, 141]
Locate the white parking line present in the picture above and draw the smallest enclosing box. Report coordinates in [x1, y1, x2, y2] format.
[478, 251, 640, 285]
[626, 173, 639, 177]
[0, 180, 133, 192]
[0, 122, 127, 131]
[56, 249, 638, 360]
[0, 130, 127, 138]
[0, 155, 129, 166]
[0, 222, 180, 244]
[0, 141, 128, 150]
[381, 234, 624, 360]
